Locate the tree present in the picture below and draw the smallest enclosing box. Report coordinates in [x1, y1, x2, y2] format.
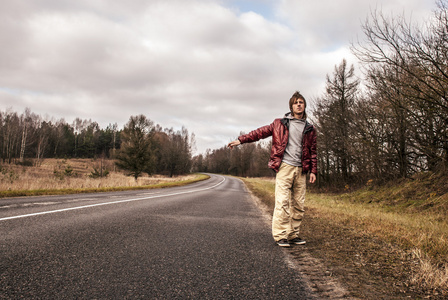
[159, 127, 193, 177]
[1, 110, 20, 163]
[352, 1, 448, 172]
[115, 115, 155, 180]
[19, 108, 34, 163]
[35, 119, 51, 165]
[314, 59, 359, 183]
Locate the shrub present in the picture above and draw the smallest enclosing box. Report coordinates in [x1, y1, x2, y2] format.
[89, 167, 110, 178]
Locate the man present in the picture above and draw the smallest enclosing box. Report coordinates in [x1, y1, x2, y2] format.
[228, 91, 317, 247]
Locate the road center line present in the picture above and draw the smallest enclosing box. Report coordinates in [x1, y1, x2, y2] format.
[0, 176, 225, 221]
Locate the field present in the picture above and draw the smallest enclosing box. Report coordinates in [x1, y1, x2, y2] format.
[0, 158, 207, 197]
[241, 174, 448, 299]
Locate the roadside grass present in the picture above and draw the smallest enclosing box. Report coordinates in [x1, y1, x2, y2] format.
[240, 175, 448, 294]
[0, 158, 209, 198]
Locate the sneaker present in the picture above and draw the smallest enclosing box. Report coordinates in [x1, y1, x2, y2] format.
[289, 237, 306, 245]
[276, 239, 291, 247]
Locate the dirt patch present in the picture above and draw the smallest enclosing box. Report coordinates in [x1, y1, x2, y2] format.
[285, 247, 354, 299]
[248, 192, 445, 299]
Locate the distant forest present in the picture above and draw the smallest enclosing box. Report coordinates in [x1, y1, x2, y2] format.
[0, 109, 194, 178]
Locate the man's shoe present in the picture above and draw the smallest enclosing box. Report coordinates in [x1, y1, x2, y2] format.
[289, 237, 306, 245]
[276, 239, 291, 247]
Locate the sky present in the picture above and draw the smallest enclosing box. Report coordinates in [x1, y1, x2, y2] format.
[0, 0, 438, 155]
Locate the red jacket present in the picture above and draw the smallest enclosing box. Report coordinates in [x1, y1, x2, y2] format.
[238, 117, 317, 174]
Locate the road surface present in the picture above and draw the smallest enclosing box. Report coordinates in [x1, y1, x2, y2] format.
[1, 174, 313, 299]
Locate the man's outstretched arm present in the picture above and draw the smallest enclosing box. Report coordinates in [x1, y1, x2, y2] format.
[229, 123, 275, 150]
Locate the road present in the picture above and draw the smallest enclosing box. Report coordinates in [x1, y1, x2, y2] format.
[1, 174, 313, 299]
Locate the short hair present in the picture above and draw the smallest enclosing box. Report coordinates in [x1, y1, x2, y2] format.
[289, 91, 307, 119]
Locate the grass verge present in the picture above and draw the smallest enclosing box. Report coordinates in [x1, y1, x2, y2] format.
[0, 173, 210, 198]
[240, 176, 448, 299]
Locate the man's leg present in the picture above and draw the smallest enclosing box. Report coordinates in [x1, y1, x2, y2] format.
[288, 167, 306, 241]
[273, 163, 295, 242]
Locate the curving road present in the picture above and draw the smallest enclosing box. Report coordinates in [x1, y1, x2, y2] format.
[0, 174, 312, 299]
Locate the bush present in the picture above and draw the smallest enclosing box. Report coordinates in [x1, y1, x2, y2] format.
[89, 167, 110, 178]
[54, 162, 78, 180]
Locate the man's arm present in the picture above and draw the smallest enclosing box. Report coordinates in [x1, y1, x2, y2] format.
[309, 127, 317, 184]
[239, 124, 274, 143]
[228, 122, 274, 149]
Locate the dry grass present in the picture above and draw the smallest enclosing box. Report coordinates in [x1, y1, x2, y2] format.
[240, 176, 448, 295]
[0, 158, 207, 197]
[410, 249, 448, 290]
[308, 193, 448, 292]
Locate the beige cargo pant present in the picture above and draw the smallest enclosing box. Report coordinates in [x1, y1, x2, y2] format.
[273, 162, 306, 241]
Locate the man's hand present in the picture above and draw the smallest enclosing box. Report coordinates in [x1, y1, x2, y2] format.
[227, 140, 241, 149]
[309, 173, 316, 184]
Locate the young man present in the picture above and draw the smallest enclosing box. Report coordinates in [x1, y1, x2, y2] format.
[228, 91, 317, 247]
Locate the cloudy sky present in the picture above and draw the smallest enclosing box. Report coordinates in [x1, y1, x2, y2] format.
[0, 0, 437, 154]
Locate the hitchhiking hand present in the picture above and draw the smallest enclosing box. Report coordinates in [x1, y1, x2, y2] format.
[227, 140, 241, 149]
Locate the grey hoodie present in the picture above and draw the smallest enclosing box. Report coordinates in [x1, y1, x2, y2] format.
[282, 112, 306, 167]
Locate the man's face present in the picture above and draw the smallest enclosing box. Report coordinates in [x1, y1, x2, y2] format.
[292, 98, 305, 116]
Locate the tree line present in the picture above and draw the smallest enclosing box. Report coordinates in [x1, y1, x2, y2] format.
[192, 139, 273, 178]
[315, 0, 447, 187]
[195, 1, 448, 188]
[116, 115, 194, 179]
[0, 108, 118, 163]
[0, 109, 194, 178]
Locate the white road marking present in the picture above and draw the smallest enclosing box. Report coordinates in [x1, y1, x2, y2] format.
[0, 176, 226, 221]
[66, 199, 96, 203]
[0, 202, 60, 209]
[135, 192, 160, 196]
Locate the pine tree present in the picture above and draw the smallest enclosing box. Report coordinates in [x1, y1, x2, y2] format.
[115, 115, 155, 180]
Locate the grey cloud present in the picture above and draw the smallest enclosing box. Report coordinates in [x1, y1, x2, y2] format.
[0, 0, 436, 153]
[276, 0, 436, 51]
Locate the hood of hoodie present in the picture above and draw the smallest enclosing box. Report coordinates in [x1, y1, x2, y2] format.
[281, 112, 314, 134]
[284, 112, 295, 119]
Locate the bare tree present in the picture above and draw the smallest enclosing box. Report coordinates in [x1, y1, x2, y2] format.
[35, 118, 52, 165]
[160, 127, 193, 177]
[352, 1, 448, 172]
[314, 59, 359, 182]
[19, 109, 33, 163]
[1, 110, 20, 163]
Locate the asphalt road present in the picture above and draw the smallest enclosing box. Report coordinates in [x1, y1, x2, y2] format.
[0, 174, 313, 299]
